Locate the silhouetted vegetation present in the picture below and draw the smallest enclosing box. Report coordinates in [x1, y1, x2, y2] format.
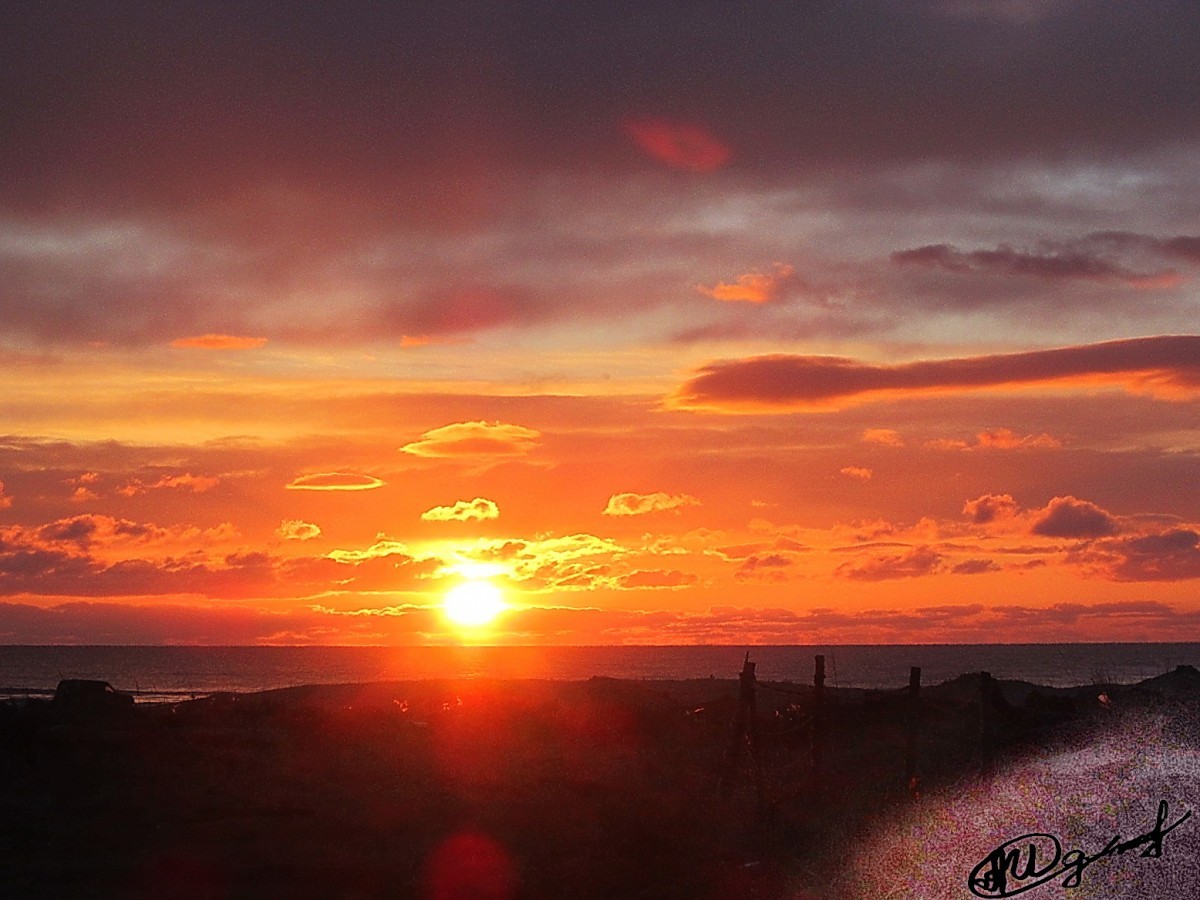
[2, 666, 1198, 898]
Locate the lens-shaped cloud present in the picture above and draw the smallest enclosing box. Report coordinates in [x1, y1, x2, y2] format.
[674, 336, 1200, 411]
[400, 422, 541, 458]
[285, 472, 385, 491]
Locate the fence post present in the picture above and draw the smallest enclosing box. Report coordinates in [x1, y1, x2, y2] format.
[721, 652, 761, 806]
[812, 654, 826, 783]
[905, 666, 921, 797]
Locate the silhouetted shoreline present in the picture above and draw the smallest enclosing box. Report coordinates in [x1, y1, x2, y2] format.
[3, 667, 1199, 898]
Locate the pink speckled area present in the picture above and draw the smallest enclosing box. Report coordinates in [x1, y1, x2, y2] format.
[830, 707, 1200, 899]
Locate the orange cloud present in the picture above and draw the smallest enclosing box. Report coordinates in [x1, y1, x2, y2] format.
[119, 473, 220, 496]
[673, 335, 1200, 411]
[602, 492, 700, 516]
[170, 333, 268, 350]
[614, 569, 699, 589]
[0, 481, 10, 509]
[400, 421, 541, 458]
[699, 264, 796, 304]
[454, 533, 633, 591]
[863, 429, 905, 446]
[930, 429, 1062, 451]
[399, 334, 469, 348]
[840, 466, 873, 481]
[276, 519, 321, 541]
[155, 473, 219, 491]
[621, 117, 732, 172]
[421, 497, 501, 522]
[975, 428, 1062, 449]
[327, 537, 413, 563]
[285, 472, 386, 491]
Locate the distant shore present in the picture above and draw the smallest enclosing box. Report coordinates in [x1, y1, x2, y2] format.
[3, 641, 1198, 701]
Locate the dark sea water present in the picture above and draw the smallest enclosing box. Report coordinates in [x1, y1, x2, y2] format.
[3, 643, 1199, 703]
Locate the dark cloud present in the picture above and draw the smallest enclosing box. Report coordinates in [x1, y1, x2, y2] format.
[365, 286, 554, 341]
[1087, 231, 1200, 264]
[891, 243, 1176, 287]
[34, 516, 102, 547]
[0, 514, 433, 600]
[951, 558, 1002, 575]
[1075, 528, 1200, 582]
[4, 4, 1200, 347]
[734, 553, 796, 583]
[670, 308, 880, 346]
[0, 547, 268, 600]
[963, 494, 1019, 525]
[835, 546, 943, 581]
[0, 599, 440, 645]
[891, 230, 1200, 299]
[5, 1, 1200, 210]
[1030, 495, 1120, 539]
[673, 335, 1200, 410]
[988, 598, 1187, 626]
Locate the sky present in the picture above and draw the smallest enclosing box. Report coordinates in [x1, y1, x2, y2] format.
[2, 0, 1199, 645]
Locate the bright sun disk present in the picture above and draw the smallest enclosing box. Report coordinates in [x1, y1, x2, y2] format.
[442, 579, 506, 628]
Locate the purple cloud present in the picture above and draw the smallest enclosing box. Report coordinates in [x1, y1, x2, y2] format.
[673, 336, 1200, 410]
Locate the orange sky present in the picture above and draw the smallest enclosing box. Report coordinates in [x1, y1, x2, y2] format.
[2, 3, 1199, 644]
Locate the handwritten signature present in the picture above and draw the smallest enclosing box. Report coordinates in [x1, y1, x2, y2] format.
[967, 799, 1191, 897]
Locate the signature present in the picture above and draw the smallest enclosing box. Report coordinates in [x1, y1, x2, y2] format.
[967, 800, 1191, 897]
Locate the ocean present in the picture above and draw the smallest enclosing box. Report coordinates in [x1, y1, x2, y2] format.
[3, 643, 1199, 703]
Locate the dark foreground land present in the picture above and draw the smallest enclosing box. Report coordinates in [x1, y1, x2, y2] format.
[3, 666, 1200, 899]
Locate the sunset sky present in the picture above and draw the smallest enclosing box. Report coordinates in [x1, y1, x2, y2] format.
[2, 1, 1199, 645]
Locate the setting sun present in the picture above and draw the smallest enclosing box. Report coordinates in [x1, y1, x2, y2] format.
[442, 579, 507, 628]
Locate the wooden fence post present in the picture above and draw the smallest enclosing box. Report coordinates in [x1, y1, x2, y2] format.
[905, 666, 921, 797]
[721, 652, 761, 806]
[812, 654, 826, 783]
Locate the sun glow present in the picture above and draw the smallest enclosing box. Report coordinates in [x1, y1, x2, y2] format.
[442, 579, 507, 628]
